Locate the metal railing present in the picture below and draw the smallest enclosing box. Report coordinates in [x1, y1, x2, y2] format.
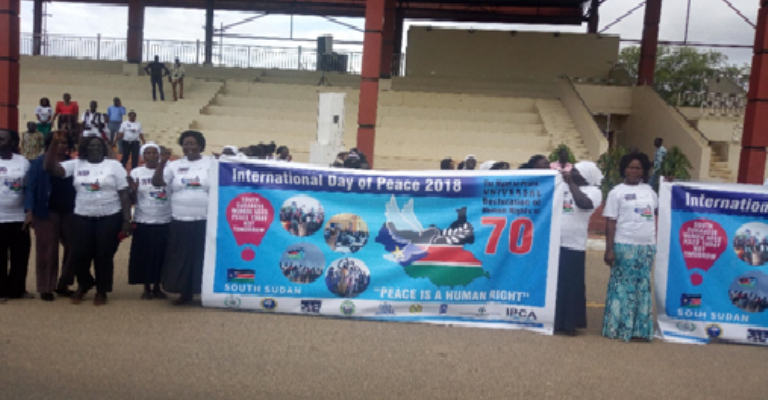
[18, 33, 410, 76]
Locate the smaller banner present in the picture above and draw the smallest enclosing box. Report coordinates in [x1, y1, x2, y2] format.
[656, 182, 768, 346]
[202, 159, 563, 332]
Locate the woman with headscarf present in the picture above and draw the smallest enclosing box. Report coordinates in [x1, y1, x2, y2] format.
[0, 129, 32, 302]
[44, 133, 133, 306]
[602, 152, 657, 342]
[153, 130, 211, 305]
[24, 133, 77, 301]
[555, 161, 603, 336]
[127, 143, 171, 300]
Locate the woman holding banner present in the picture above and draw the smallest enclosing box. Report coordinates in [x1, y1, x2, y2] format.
[602, 153, 657, 342]
[153, 131, 211, 305]
[555, 161, 603, 336]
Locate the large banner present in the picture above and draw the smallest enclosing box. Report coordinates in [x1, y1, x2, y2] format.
[656, 182, 768, 346]
[203, 159, 563, 332]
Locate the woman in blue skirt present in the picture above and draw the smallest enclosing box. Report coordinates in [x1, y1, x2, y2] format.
[602, 152, 657, 341]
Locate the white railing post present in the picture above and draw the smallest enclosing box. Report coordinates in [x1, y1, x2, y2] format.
[96, 34, 101, 60]
[298, 46, 302, 70]
[196, 39, 200, 65]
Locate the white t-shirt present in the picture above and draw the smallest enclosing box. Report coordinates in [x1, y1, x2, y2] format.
[119, 121, 143, 142]
[81, 111, 107, 137]
[62, 159, 128, 217]
[130, 166, 171, 224]
[603, 183, 658, 245]
[560, 185, 603, 251]
[0, 154, 30, 223]
[164, 156, 211, 221]
[35, 106, 53, 123]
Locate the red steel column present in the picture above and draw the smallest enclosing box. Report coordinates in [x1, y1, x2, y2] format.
[737, 0, 768, 184]
[126, 0, 144, 63]
[380, 0, 396, 79]
[357, 0, 386, 167]
[587, 0, 599, 34]
[0, 0, 20, 132]
[32, 0, 42, 56]
[637, 0, 662, 86]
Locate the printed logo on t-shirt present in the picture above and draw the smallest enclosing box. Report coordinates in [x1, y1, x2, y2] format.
[182, 176, 202, 188]
[4, 178, 22, 192]
[177, 167, 190, 174]
[624, 193, 637, 201]
[78, 170, 90, 177]
[82, 180, 101, 192]
[149, 189, 168, 201]
[563, 199, 574, 213]
[634, 205, 654, 220]
[0, 167, 7, 174]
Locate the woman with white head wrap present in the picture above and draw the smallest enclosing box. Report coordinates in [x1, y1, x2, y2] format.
[126, 142, 172, 299]
[555, 160, 603, 336]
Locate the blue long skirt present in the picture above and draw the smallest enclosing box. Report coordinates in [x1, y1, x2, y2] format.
[602, 243, 655, 342]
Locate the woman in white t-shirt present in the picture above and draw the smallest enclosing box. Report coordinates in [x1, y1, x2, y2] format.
[44, 133, 133, 306]
[152, 130, 211, 305]
[117, 111, 146, 170]
[35, 97, 53, 141]
[127, 143, 171, 300]
[602, 152, 657, 342]
[556, 161, 603, 336]
[0, 129, 32, 302]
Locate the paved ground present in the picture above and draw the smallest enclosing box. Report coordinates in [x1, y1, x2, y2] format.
[1, 243, 765, 400]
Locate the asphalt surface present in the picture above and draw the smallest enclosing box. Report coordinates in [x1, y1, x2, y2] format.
[1, 244, 765, 400]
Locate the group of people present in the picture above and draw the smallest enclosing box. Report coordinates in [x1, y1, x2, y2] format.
[279, 203, 324, 237]
[0, 125, 213, 305]
[733, 231, 768, 266]
[729, 290, 768, 313]
[27, 94, 147, 171]
[324, 227, 368, 253]
[280, 263, 323, 284]
[440, 155, 511, 171]
[518, 149, 659, 343]
[325, 260, 370, 297]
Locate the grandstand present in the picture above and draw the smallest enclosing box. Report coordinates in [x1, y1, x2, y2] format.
[18, 55, 592, 170]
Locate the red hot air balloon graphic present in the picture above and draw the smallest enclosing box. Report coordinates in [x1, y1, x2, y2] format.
[679, 219, 727, 286]
[226, 193, 274, 261]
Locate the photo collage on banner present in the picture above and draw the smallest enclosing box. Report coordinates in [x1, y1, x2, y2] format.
[202, 159, 563, 332]
[656, 182, 768, 346]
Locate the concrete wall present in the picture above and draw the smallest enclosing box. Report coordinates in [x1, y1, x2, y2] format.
[406, 28, 619, 82]
[558, 80, 608, 160]
[624, 86, 711, 179]
[573, 84, 633, 115]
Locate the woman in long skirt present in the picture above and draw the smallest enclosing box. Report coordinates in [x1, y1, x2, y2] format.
[153, 131, 211, 305]
[602, 152, 657, 341]
[127, 143, 171, 299]
[555, 161, 603, 335]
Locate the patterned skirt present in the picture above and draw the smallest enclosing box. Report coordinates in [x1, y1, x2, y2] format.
[602, 243, 656, 342]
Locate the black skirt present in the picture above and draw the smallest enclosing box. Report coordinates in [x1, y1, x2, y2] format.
[554, 247, 587, 332]
[161, 220, 207, 294]
[128, 223, 170, 285]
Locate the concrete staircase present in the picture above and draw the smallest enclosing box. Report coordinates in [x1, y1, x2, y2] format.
[535, 100, 590, 161]
[709, 147, 735, 182]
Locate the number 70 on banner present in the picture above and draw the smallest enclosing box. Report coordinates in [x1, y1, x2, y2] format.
[481, 217, 533, 255]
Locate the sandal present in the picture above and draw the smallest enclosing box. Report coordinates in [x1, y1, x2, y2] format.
[94, 292, 107, 306]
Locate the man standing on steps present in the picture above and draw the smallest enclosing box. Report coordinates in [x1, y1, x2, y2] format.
[650, 137, 667, 187]
[144, 56, 170, 102]
[107, 98, 126, 153]
[170, 58, 186, 101]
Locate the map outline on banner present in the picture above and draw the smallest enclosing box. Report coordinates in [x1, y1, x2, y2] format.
[202, 158, 563, 333]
